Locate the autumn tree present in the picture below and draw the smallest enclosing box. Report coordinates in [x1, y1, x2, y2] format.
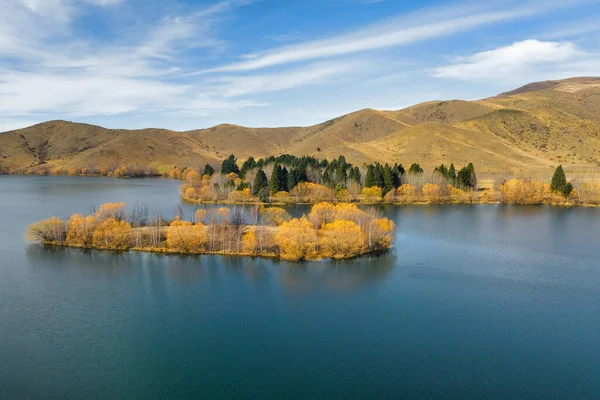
[92, 218, 132, 249]
[167, 220, 208, 253]
[276, 217, 317, 261]
[95, 202, 126, 222]
[66, 214, 97, 246]
[318, 220, 365, 259]
[26, 217, 67, 244]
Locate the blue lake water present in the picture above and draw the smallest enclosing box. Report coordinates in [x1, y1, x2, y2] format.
[1, 176, 599, 399]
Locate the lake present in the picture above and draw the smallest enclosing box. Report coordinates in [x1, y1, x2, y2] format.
[1, 176, 599, 399]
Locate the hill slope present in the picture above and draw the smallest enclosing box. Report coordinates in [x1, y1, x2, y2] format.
[1, 77, 599, 175]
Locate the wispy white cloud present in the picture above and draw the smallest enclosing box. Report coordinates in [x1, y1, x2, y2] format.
[212, 60, 368, 97]
[432, 39, 584, 80]
[0, 0, 264, 120]
[192, 2, 547, 74]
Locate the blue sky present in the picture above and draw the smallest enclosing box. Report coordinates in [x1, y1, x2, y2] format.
[1, 0, 599, 131]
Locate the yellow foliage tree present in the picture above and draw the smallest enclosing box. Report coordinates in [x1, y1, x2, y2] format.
[66, 214, 97, 246]
[167, 221, 208, 253]
[361, 187, 382, 203]
[95, 202, 126, 221]
[422, 183, 443, 204]
[367, 218, 395, 251]
[228, 188, 254, 203]
[242, 227, 259, 256]
[309, 202, 336, 227]
[333, 203, 364, 223]
[335, 189, 353, 202]
[397, 184, 417, 204]
[92, 218, 132, 249]
[276, 217, 317, 261]
[318, 220, 365, 259]
[184, 187, 199, 201]
[26, 217, 66, 243]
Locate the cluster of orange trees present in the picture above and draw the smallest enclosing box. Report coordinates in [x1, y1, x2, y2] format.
[26, 202, 395, 261]
[14, 164, 160, 178]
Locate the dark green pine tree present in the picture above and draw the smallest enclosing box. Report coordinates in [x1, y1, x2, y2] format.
[221, 154, 240, 175]
[448, 163, 456, 184]
[409, 163, 423, 174]
[457, 167, 470, 188]
[364, 165, 375, 188]
[374, 163, 385, 188]
[240, 156, 256, 178]
[562, 182, 574, 198]
[270, 164, 282, 194]
[551, 165, 567, 192]
[353, 166, 361, 183]
[391, 165, 401, 188]
[396, 163, 406, 176]
[382, 164, 394, 196]
[348, 167, 356, 182]
[280, 166, 289, 192]
[253, 169, 268, 196]
[288, 168, 300, 191]
[467, 163, 477, 188]
[203, 164, 215, 176]
[337, 164, 348, 184]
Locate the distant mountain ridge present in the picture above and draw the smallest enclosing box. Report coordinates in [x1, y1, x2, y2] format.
[1, 77, 600, 175]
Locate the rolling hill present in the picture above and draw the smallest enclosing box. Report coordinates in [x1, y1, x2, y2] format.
[1, 77, 600, 177]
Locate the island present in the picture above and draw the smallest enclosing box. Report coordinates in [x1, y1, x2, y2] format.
[26, 202, 395, 261]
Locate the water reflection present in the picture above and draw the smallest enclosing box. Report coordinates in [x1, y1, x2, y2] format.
[26, 245, 394, 295]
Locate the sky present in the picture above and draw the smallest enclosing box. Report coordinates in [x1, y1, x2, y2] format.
[1, 0, 600, 131]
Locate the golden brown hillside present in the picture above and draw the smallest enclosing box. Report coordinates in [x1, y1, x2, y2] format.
[1, 77, 599, 177]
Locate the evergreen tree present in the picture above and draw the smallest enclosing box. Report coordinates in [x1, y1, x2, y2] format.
[353, 166, 361, 182]
[288, 168, 300, 191]
[240, 156, 256, 178]
[337, 164, 348, 184]
[397, 163, 406, 175]
[562, 182, 574, 198]
[221, 155, 240, 175]
[253, 169, 268, 196]
[374, 163, 385, 188]
[258, 187, 269, 203]
[364, 165, 375, 188]
[551, 165, 567, 192]
[335, 182, 347, 194]
[390, 166, 401, 188]
[203, 164, 215, 176]
[457, 163, 477, 189]
[467, 163, 477, 188]
[270, 164, 282, 194]
[448, 164, 456, 184]
[409, 163, 424, 174]
[383, 164, 394, 196]
[280, 167, 289, 192]
[348, 167, 356, 182]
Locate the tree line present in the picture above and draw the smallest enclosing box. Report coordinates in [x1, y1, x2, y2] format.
[174, 154, 484, 205]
